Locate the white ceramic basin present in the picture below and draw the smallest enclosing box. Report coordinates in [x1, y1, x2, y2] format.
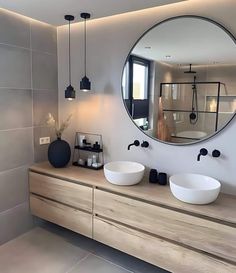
[176, 131, 207, 139]
[104, 161, 145, 186]
[169, 173, 221, 205]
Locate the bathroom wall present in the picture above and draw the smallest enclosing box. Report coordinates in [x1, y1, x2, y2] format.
[58, 0, 236, 195]
[0, 9, 58, 244]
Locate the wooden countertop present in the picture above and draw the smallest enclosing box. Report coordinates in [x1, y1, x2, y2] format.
[30, 162, 236, 225]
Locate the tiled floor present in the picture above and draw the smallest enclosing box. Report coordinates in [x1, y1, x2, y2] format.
[0, 220, 170, 273]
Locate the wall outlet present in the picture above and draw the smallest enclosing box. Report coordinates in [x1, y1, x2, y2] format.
[39, 137, 50, 145]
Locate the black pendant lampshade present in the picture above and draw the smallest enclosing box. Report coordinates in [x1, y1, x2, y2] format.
[64, 14, 76, 100]
[65, 84, 75, 100]
[80, 12, 91, 92]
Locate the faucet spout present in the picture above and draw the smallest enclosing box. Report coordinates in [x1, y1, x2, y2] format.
[197, 153, 201, 161]
[128, 140, 140, 150]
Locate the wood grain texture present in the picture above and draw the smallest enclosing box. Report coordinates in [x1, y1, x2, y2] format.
[29, 162, 236, 224]
[29, 172, 93, 212]
[94, 217, 236, 273]
[94, 189, 236, 263]
[30, 194, 92, 238]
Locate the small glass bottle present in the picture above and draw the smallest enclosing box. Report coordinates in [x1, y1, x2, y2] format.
[92, 154, 97, 164]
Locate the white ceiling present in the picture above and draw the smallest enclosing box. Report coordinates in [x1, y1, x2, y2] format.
[0, 0, 185, 26]
[132, 17, 236, 65]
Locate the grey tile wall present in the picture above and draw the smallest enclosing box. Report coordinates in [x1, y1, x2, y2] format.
[0, 11, 30, 48]
[31, 21, 57, 54]
[33, 90, 58, 126]
[32, 51, 58, 90]
[0, 166, 29, 213]
[33, 126, 56, 162]
[31, 18, 58, 163]
[0, 9, 58, 244]
[0, 89, 32, 130]
[0, 128, 34, 172]
[0, 45, 31, 89]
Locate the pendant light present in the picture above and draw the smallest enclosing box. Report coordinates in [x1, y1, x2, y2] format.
[65, 15, 76, 100]
[80, 12, 91, 91]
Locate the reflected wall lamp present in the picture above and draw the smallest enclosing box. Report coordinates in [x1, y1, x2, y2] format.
[80, 12, 91, 91]
[64, 14, 76, 100]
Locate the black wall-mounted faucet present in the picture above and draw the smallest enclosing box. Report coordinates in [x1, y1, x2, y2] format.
[128, 140, 140, 150]
[197, 148, 208, 161]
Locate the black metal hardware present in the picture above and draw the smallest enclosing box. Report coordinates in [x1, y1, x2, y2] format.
[128, 140, 140, 150]
[197, 148, 208, 161]
[160, 81, 222, 133]
[141, 141, 149, 148]
[72, 132, 104, 170]
[212, 149, 221, 158]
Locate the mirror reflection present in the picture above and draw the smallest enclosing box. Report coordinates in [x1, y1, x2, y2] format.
[122, 16, 236, 144]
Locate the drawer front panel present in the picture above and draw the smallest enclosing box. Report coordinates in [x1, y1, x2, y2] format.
[94, 217, 235, 273]
[94, 189, 236, 263]
[29, 172, 92, 212]
[30, 194, 92, 238]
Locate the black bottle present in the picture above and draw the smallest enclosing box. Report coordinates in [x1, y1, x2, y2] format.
[149, 169, 158, 183]
[158, 172, 167, 186]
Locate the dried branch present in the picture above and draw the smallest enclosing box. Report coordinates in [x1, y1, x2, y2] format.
[46, 113, 72, 138]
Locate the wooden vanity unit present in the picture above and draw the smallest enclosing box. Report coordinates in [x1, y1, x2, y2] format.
[29, 162, 236, 273]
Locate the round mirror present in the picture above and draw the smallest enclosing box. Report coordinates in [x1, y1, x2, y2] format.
[122, 16, 236, 145]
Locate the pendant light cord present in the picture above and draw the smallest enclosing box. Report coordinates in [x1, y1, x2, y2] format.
[69, 20, 71, 85]
[84, 17, 87, 76]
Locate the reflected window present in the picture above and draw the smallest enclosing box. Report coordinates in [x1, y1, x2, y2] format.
[123, 55, 151, 129]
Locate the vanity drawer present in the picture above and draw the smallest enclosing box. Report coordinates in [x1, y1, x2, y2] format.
[94, 216, 235, 273]
[94, 189, 236, 263]
[29, 172, 92, 212]
[30, 194, 92, 238]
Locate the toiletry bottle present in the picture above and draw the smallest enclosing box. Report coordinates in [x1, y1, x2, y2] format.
[92, 154, 97, 164]
[87, 156, 92, 167]
[79, 135, 86, 147]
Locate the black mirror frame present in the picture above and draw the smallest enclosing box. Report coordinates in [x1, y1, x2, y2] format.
[121, 15, 236, 146]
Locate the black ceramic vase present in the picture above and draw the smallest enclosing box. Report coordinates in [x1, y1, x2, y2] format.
[48, 137, 71, 168]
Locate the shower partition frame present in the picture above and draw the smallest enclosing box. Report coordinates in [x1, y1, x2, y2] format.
[160, 81, 222, 138]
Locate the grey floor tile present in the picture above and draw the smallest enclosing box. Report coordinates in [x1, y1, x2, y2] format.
[0, 227, 89, 273]
[0, 202, 33, 245]
[91, 245, 170, 273]
[37, 221, 171, 273]
[69, 254, 132, 273]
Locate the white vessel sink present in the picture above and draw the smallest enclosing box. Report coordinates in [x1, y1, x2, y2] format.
[104, 161, 145, 186]
[176, 131, 207, 139]
[169, 173, 221, 205]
